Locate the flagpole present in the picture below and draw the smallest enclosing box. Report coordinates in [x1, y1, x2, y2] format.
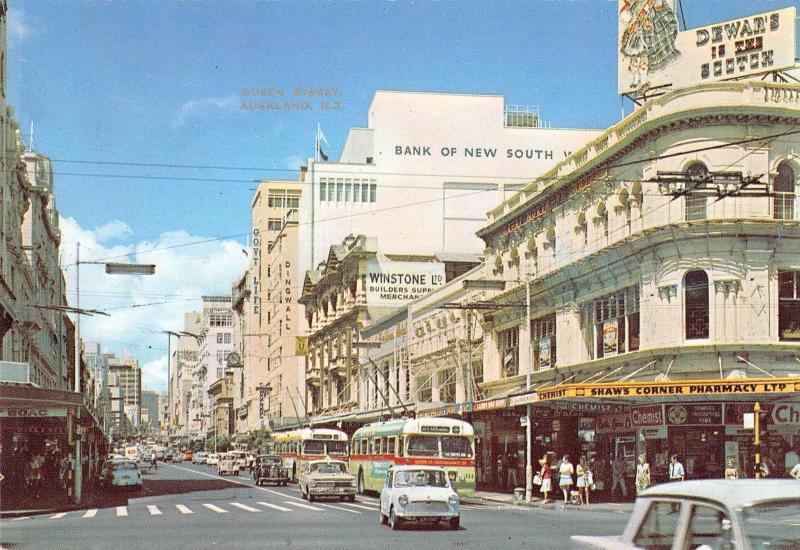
[315, 123, 320, 163]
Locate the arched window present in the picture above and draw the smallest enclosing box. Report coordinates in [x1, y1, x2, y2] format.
[685, 163, 708, 221]
[685, 270, 709, 339]
[774, 162, 796, 220]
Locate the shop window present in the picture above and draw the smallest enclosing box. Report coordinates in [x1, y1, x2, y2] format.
[685, 270, 709, 340]
[438, 368, 456, 403]
[685, 162, 708, 221]
[583, 286, 640, 358]
[633, 501, 680, 549]
[778, 271, 800, 341]
[531, 313, 556, 370]
[774, 162, 796, 220]
[498, 326, 519, 377]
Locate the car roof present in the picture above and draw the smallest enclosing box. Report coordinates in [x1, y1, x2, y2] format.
[390, 465, 447, 473]
[639, 480, 800, 508]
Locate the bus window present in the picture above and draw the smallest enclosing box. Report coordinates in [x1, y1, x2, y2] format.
[360, 439, 367, 455]
[304, 440, 325, 455]
[326, 441, 347, 456]
[377, 438, 384, 455]
[407, 435, 439, 457]
[397, 437, 404, 457]
[441, 436, 472, 458]
[387, 436, 396, 456]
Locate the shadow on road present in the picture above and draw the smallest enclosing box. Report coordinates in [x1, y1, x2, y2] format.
[94, 478, 247, 509]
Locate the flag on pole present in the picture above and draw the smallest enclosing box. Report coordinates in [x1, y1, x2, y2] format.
[316, 124, 329, 162]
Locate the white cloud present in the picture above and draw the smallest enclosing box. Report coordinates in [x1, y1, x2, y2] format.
[59, 217, 248, 393]
[173, 94, 239, 127]
[94, 220, 133, 243]
[283, 155, 305, 171]
[8, 9, 36, 43]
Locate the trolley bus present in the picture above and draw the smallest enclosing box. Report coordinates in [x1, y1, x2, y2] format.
[271, 428, 349, 481]
[349, 417, 475, 495]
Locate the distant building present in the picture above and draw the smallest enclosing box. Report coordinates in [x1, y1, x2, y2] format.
[108, 354, 141, 427]
[140, 390, 160, 432]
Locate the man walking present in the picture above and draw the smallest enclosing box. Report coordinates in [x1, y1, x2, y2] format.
[668, 454, 685, 482]
[611, 455, 627, 499]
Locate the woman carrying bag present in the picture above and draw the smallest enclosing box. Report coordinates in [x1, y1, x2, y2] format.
[576, 455, 592, 505]
[558, 454, 574, 505]
[538, 454, 552, 503]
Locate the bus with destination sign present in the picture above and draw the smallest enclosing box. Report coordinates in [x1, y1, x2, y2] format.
[271, 428, 349, 481]
[349, 417, 475, 495]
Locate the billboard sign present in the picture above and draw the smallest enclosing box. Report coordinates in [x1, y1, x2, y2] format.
[365, 258, 445, 306]
[618, 3, 796, 95]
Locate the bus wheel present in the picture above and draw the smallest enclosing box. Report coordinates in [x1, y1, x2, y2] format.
[357, 470, 365, 495]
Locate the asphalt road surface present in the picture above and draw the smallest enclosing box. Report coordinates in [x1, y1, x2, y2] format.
[0, 461, 628, 550]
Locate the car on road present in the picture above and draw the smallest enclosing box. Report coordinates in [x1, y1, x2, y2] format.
[299, 459, 356, 502]
[379, 466, 460, 531]
[217, 453, 240, 476]
[192, 452, 208, 464]
[229, 451, 249, 473]
[104, 459, 142, 490]
[572, 479, 800, 550]
[206, 453, 219, 465]
[154, 449, 165, 461]
[254, 455, 289, 486]
[182, 450, 194, 461]
[165, 449, 181, 462]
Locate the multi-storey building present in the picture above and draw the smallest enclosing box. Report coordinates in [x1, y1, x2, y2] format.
[108, 353, 141, 427]
[172, 312, 201, 440]
[83, 341, 113, 431]
[140, 390, 160, 433]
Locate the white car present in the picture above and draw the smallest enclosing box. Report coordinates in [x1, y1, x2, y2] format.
[379, 466, 460, 531]
[192, 452, 208, 464]
[107, 460, 142, 490]
[206, 453, 219, 465]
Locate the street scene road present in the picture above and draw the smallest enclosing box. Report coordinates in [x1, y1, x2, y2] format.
[1, 462, 628, 550]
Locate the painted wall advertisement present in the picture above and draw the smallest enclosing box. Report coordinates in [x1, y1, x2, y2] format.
[365, 258, 445, 306]
[618, 2, 796, 94]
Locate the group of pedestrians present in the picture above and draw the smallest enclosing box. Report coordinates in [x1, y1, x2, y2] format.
[536, 453, 594, 505]
[1, 441, 76, 502]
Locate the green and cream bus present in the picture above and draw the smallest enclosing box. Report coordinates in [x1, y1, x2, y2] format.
[272, 428, 349, 481]
[349, 417, 475, 495]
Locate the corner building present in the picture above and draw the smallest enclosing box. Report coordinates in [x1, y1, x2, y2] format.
[472, 81, 800, 488]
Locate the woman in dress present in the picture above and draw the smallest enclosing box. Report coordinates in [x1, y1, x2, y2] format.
[539, 454, 552, 503]
[576, 455, 591, 505]
[635, 453, 651, 495]
[559, 454, 574, 504]
[725, 458, 740, 479]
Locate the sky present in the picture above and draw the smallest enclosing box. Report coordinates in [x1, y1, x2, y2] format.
[7, 0, 799, 392]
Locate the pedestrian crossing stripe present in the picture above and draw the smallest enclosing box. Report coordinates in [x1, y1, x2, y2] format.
[339, 502, 377, 512]
[202, 503, 228, 514]
[82, 509, 98, 518]
[316, 503, 360, 514]
[116, 506, 127, 517]
[147, 505, 162, 516]
[229, 503, 260, 513]
[176, 505, 193, 515]
[50, 512, 68, 519]
[284, 501, 323, 511]
[257, 501, 291, 512]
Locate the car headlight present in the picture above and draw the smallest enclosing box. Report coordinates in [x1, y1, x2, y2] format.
[448, 494, 459, 505]
[398, 494, 409, 508]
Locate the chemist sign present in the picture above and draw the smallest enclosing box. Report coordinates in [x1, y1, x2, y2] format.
[365, 258, 445, 306]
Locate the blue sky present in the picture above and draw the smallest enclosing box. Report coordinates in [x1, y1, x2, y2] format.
[7, 0, 798, 390]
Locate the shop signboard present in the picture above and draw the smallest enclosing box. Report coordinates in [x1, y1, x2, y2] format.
[631, 405, 664, 427]
[639, 426, 667, 440]
[771, 402, 800, 426]
[666, 404, 722, 426]
[474, 397, 509, 412]
[0, 407, 68, 418]
[725, 403, 773, 425]
[538, 338, 552, 369]
[597, 412, 632, 433]
[602, 320, 618, 356]
[509, 393, 537, 407]
[547, 401, 627, 415]
[365, 258, 445, 306]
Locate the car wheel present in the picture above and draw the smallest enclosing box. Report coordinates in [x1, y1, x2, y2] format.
[301, 486, 307, 500]
[308, 493, 315, 503]
[379, 508, 388, 525]
[449, 517, 460, 530]
[389, 507, 401, 531]
[348, 495, 356, 502]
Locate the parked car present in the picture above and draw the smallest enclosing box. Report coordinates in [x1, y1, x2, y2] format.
[572, 479, 800, 549]
[105, 459, 142, 490]
[254, 455, 289, 486]
[182, 450, 194, 461]
[206, 453, 219, 465]
[217, 453, 239, 476]
[229, 451, 249, 473]
[154, 449, 165, 460]
[379, 466, 460, 531]
[192, 452, 208, 464]
[299, 459, 356, 502]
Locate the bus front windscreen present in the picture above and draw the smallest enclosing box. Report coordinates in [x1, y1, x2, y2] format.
[326, 441, 347, 455]
[441, 436, 472, 458]
[303, 440, 325, 455]
[407, 435, 439, 457]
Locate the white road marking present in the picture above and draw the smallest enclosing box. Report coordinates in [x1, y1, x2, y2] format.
[175, 505, 193, 515]
[11, 516, 30, 521]
[116, 506, 128, 517]
[230, 502, 260, 513]
[82, 509, 98, 518]
[350, 500, 380, 509]
[203, 503, 229, 514]
[147, 505, 162, 516]
[316, 502, 360, 514]
[50, 512, 68, 519]
[257, 501, 291, 512]
[284, 501, 324, 511]
[339, 502, 378, 512]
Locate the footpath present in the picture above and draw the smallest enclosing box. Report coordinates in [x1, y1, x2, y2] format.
[461, 490, 635, 514]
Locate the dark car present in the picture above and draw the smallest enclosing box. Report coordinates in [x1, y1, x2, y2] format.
[255, 455, 289, 486]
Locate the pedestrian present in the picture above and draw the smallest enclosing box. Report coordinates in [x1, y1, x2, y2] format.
[668, 454, 685, 482]
[576, 455, 591, 505]
[506, 453, 518, 488]
[790, 461, 800, 480]
[558, 454, 574, 505]
[538, 454, 552, 503]
[725, 458, 739, 479]
[635, 454, 651, 494]
[496, 456, 505, 489]
[611, 454, 628, 498]
[151, 453, 158, 471]
[28, 452, 44, 499]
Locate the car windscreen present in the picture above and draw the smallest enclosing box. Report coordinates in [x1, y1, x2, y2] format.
[441, 436, 472, 458]
[326, 441, 347, 455]
[260, 457, 281, 464]
[394, 470, 448, 488]
[407, 435, 439, 457]
[740, 499, 800, 550]
[303, 440, 325, 454]
[112, 462, 138, 471]
[313, 463, 346, 474]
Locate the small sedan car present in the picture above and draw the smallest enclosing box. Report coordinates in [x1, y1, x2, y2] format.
[379, 466, 460, 530]
[192, 452, 208, 464]
[299, 459, 357, 502]
[217, 453, 239, 476]
[206, 453, 219, 465]
[182, 450, 194, 462]
[572, 479, 800, 549]
[105, 459, 142, 490]
[254, 455, 289, 486]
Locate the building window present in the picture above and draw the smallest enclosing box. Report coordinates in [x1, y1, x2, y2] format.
[216, 367, 223, 379]
[685, 270, 709, 340]
[416, 374, 432, 403]
[268, 218, 283, 231]
[531, 313, 556, 370]
[370, 183, 377, 203]
[778, 271, 800, 341]
[217, 333, 223, 344]
[685, 162, 708, 221]
[320, 180, 327, 202]
[498, 326, 519, 377]
[336, 179, 343, 202]
[224, 332, 231, 344]
[583, 286, 640, 359]
[438, 369, 456, 403]
[217, 350, 224, 363]
[774, 162, 795, 220]
[345, 180, 352, 202]
[353, 182, 361, 202]
[361, 183, 369, 203]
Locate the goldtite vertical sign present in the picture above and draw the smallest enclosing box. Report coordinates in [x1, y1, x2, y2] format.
[618, 2, 796, 95]
[365, 258, 445, 306]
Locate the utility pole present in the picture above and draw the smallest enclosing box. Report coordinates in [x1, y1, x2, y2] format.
[525, 277, 533, 503]
[465, 310, 474, 403]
